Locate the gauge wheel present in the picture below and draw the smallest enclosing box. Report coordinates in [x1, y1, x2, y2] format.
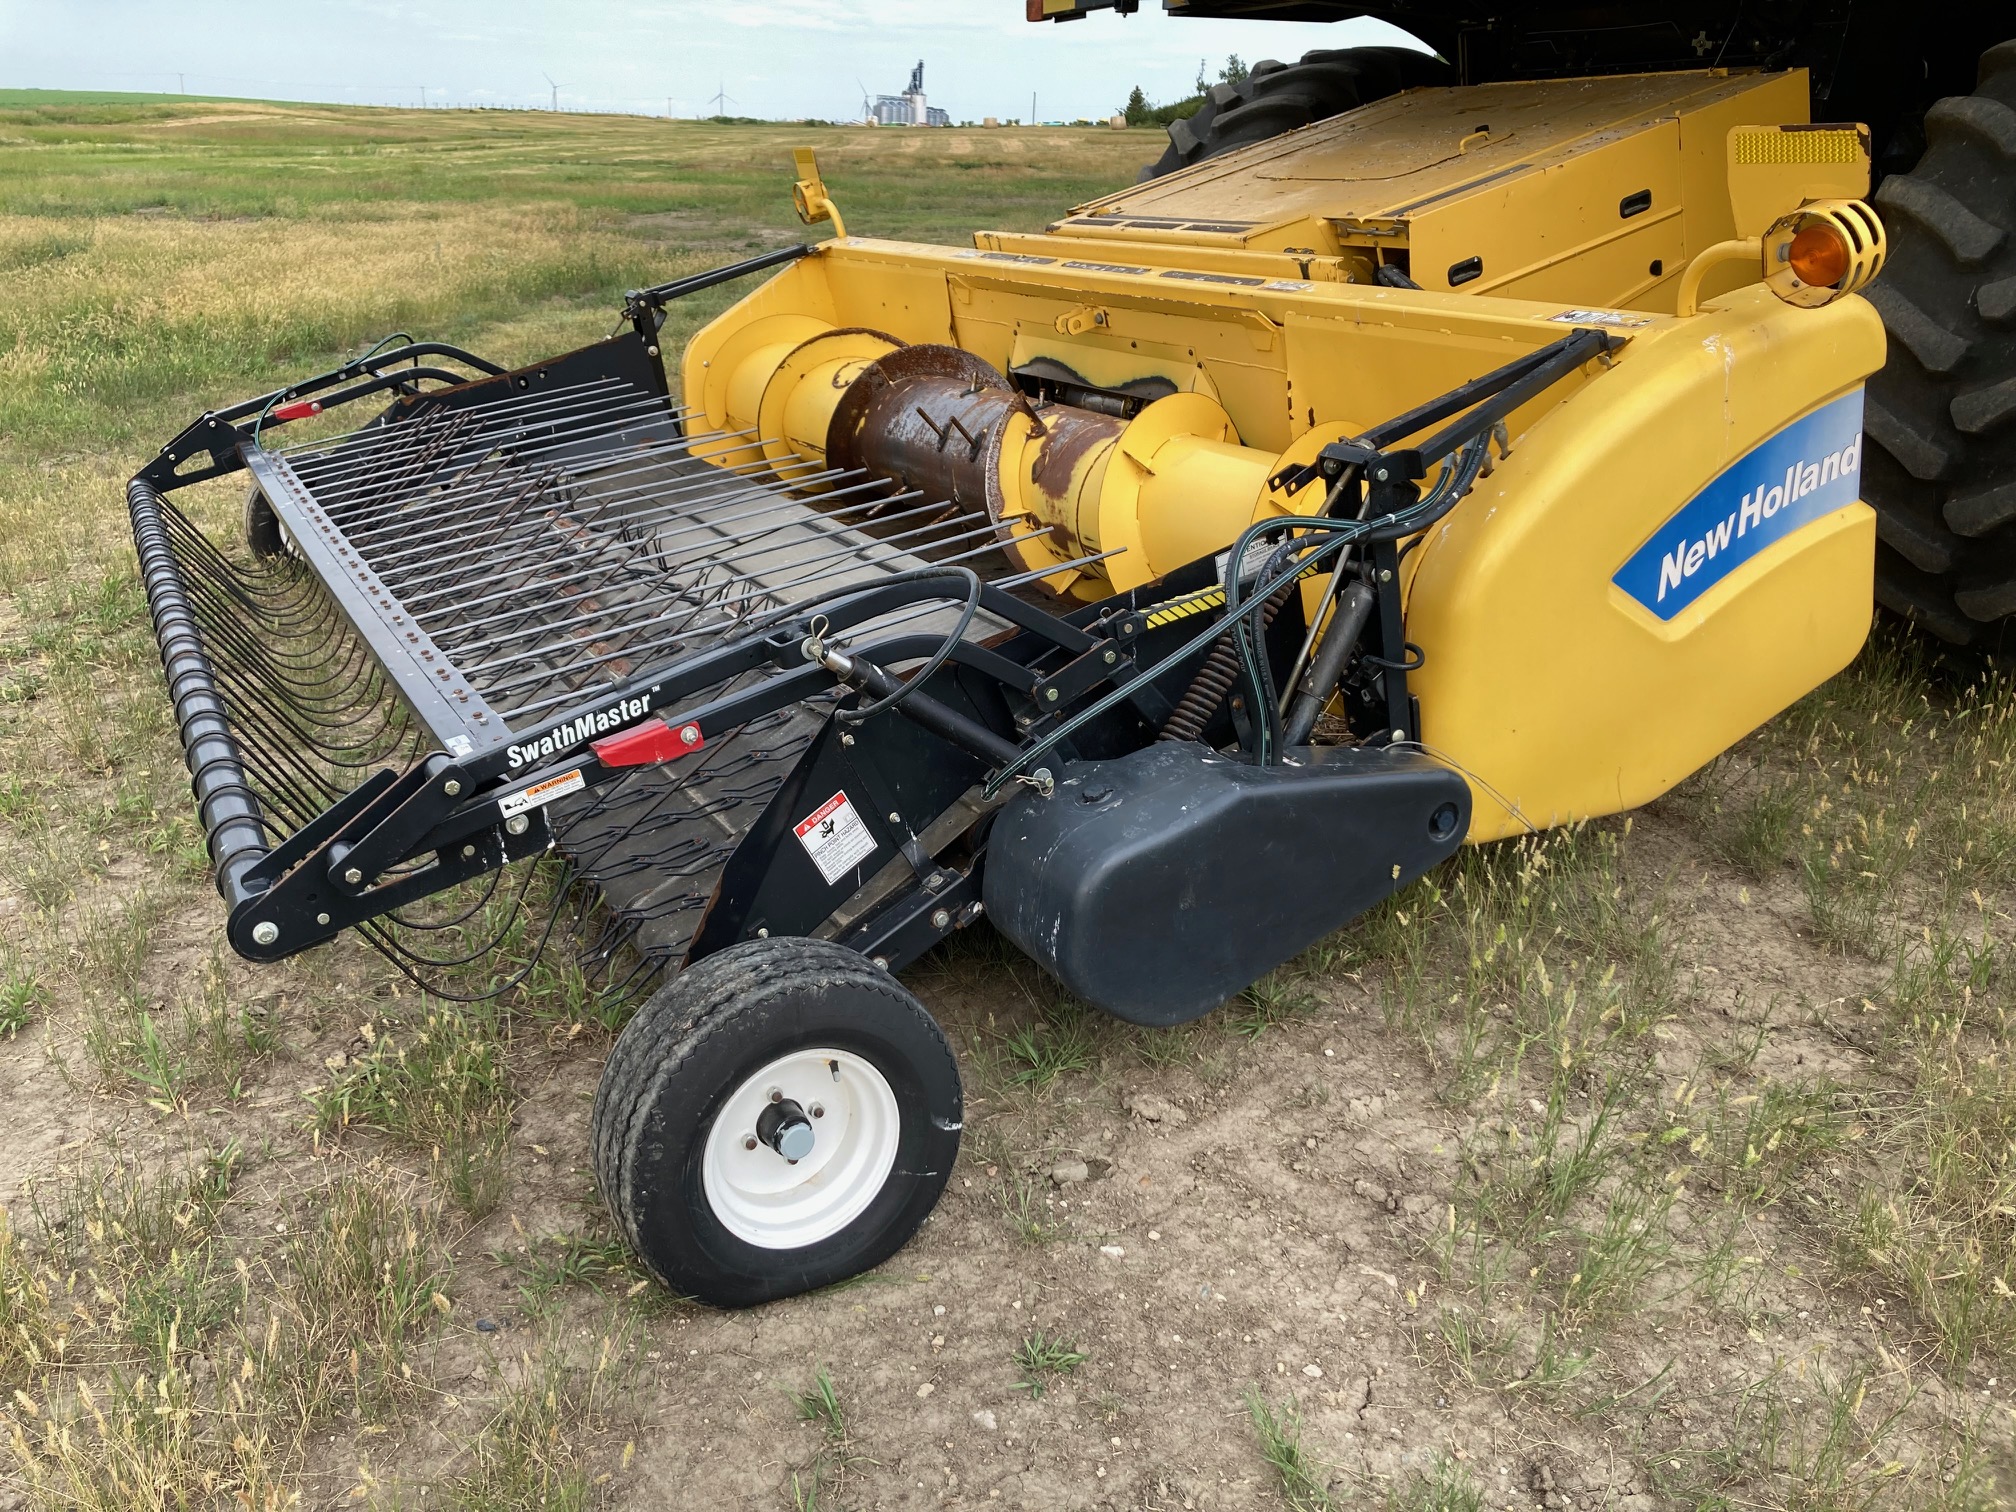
[245, 484, 288, 559]
[591, 936, 962, 1307]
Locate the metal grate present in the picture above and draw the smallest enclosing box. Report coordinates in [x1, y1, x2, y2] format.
[168, 369, 1039, 984]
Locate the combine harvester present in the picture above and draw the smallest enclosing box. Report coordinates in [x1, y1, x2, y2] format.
[129, 3, 2010, 1303]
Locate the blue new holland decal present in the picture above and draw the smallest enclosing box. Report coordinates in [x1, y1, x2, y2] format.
[1614, 389, 1865, 621]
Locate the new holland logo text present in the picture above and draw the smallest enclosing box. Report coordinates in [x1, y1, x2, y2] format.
[1613, 389, 1865, 621]
[505, 694, 650, 769]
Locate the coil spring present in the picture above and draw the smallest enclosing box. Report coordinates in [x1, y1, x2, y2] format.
[1157, 589, 1287, 743]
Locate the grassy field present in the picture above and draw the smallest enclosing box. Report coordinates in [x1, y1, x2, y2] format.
[0, 96, 2013, 1510]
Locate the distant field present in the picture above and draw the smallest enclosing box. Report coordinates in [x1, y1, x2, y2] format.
[1, 93, 2014, 1512]
[0, 88, 260, 106]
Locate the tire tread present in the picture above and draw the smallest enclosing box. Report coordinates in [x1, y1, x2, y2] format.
[591, 938, 958, 1296]
[1864, 36, 2016, 641]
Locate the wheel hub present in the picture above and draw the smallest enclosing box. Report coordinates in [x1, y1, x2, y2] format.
[701, 1048, 901, 1250]
[757, 1097, 817, 1161]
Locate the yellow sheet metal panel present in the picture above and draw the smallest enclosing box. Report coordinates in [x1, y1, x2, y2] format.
[1404, 283, 1884, 840]
[1402, 119, 1684, 298]
[1064, 71, 1799, 232]
[1052, 69, 1815, 314]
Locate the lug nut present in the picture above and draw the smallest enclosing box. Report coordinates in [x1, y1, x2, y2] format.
[810, 1103, 825, 1119]
[768, 1087, 784, 1103]
[744, 1135, 758, 1151]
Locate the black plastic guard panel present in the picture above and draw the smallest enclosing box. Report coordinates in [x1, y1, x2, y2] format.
[982, 742, 1469, 1026]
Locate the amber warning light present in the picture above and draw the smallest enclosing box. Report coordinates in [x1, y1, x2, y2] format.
[1788, 221, 1852, 287]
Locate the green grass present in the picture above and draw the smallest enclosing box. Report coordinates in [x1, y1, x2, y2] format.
[1246, 1391, 1342, 1512]
[1010, 1331, 1088, 1399]
[306, 1003, 516, 1214]
[447, 1325, 638, 1512]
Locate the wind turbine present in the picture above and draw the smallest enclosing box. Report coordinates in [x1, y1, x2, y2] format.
[544, 72, 561, 112]
[708, 80, 735, 117]
[857, 76, 873, 123]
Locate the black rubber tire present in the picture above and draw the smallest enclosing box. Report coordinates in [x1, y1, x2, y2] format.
[590, 937, 961, 1308]
[244, 485, 287, 559]
[1863, 38, 2016, 646]
[1143, 46, 1450, 181]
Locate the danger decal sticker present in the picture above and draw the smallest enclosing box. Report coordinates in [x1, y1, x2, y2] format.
[794, 790, 879, 887]
[1612, 388, 1864, 622]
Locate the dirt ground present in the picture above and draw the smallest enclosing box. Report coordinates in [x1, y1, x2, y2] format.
[4, 739, 2013, 1511]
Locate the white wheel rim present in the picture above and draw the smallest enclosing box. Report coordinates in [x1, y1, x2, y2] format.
[701, 1048, 901, 1250]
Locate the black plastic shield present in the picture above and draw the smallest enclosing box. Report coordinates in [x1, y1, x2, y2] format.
[982, 742, 1469, 1025]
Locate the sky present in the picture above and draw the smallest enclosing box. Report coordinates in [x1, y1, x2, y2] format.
[0, 1, 1427, 122]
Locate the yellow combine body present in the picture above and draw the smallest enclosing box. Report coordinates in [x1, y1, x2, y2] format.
[685, 69, 1884, 840]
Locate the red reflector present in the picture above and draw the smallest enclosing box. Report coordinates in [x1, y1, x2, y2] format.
[591, 717, 704, 767]
[271, 399, 323, 422]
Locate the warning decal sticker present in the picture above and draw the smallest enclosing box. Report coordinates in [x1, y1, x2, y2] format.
[794, 790, 879, 886]
[498, 768, 585, 818]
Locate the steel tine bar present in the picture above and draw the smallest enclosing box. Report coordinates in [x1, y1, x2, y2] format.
[358, 438, 811, 587]
[301, 409, 480, 522]
[284, 388, 640, 490]
[325, 412, 486, 529]
[990, 545, 1130, 588]
[276, 376, 664, 463]
[291, 395, 665, 507]
[320, 426, 778, 561]
[460, 507, 987, 699]
[425, 491, 943, 669]
[288, 388, 676, 495]
[403, 477, 913, 641]
[394, 467, 882, 621]
[374, 449, 870, 604]
[324, 423, 771, 558]
[424, 486, 944, 655]
[482, 521, 1011, 717]
[275, 374, 641, 459]
[323, 409, 757, 516]
[285, 396, 669, 521]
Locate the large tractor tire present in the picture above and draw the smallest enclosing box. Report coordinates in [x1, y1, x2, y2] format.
[1144, 46, 1451, 180]
[1863, 39, 2016, 646]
